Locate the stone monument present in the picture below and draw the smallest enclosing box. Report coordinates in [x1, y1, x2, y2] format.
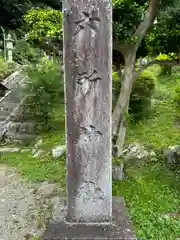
[42, 0, 136, 238]
[64, 0, 112, 223]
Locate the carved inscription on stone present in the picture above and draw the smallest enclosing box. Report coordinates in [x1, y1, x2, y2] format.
[76, 69, 102, 95]
[74, 10, 100, 36]
[79, 125, 102, 143]
[76, 180, 105, 205]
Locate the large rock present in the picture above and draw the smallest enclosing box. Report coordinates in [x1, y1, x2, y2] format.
[120, 142, 155, 166]
[122, 143, 149, 160]
[164, 146, 180, 169]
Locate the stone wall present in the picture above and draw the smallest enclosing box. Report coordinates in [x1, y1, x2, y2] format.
[0, 70, 38, 144]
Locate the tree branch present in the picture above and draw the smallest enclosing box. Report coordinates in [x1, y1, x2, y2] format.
[135, 59, 180, 77]
[133, 0, 159, 48]
[113, 40, 128, 56]
[113, 0, 160, 56]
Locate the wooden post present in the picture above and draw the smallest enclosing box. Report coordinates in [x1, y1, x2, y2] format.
[63, 0, 112, 222]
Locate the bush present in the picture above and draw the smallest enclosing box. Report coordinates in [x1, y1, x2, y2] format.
[160, 65, 172, 75]
[0, 57, 8, 80]
[129, 71, 155, 121]
[23, 57, 64, 130]
[112, 70, 155, 122]
[13, 39, 39, 64]
[156, 53, 176, 76]
[0, 56, 16, 81]
[173, 85, 180, 113]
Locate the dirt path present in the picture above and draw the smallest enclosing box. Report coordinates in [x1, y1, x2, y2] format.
[0, 164, 63, 240]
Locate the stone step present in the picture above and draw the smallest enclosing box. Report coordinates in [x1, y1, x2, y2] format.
[5, 132, 36, 141]
[6, 122, 38, 134]
[0, 101, 18, 108]
[9, 112, 34, 122]
[0, 103, 17, 108]
[3, 73, 26, 89]
[0, 112, 8, 118]
[0, 104, 18, 113]
[0, 94, 22, 105]
[0, 101, 17, 106]
[0, 107, 16, 114]
[7, 95, 22, 104]
[0, 147, 21, 156]
[0, 109, 15, 116]
[0, 122, 7, 131]
[0, 116, 6, 121]
[3, 139, 31, 146]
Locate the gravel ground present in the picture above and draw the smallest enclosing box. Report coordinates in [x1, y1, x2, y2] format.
[0, 164, 63, 240]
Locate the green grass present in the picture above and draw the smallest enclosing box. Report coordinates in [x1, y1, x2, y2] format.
[0, 151, 66, 187]
[41, 104, 66, 150]
[126, 99, 180, 148]
[122, 65, 180, 238]
[113, 161, 180, 239]
[0, 104, 66, 190]
[126, 65, 180, 148]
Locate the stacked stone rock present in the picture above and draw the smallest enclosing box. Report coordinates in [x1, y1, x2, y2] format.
[0, 70, 37, 144]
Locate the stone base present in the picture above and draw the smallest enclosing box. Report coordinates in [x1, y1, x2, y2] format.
[42, 197, 136, 240]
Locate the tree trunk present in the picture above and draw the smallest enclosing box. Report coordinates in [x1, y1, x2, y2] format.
[112, 51, 136, 157]
[112, 0, 160, 157]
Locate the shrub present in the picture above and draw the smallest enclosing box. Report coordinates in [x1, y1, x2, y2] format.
[173, 85, 180, 113]
[160, 65, 172, 75]
[13, 39, 39, 64]
[112, 69, 155, 122]
[0, 56, 16, 80]
[129, 70, 155, 121]
[0, 57, 8, 80]
[23, 57, 64, 130]
[156, 53, 176, 76]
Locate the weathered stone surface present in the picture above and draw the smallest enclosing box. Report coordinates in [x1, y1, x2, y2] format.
[64, 0, 112, 222]
[164, 145, 180, 169]
[32, 138, 44, 156]
[34, 138, 43, 149]
[20, 148, 30, 152]
[42, 197, 136, 239]
[0, 70, 36, 144]
[32, 149, 44, 158]
[5, 132, 36, 141]
[122, 143, 149, 161]
[32, 148, 37, 155]
[52, 145, 66, 158]
[6, 122, 37, 135]
[0, 147, 20, 155]
[3, 70, 24, 87]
